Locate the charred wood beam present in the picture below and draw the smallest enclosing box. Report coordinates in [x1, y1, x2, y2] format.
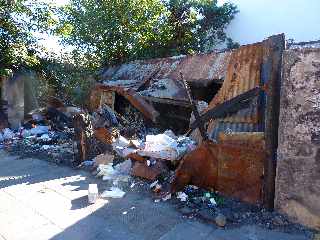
[189, 87, 262, 131]
[180, 72, 208, 141]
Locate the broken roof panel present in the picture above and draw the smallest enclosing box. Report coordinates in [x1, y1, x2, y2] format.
[169, 51, 231, 86]
[100, 51, 231, 104]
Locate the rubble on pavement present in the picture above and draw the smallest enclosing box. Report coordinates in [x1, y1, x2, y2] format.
[2, 35, 318, 233]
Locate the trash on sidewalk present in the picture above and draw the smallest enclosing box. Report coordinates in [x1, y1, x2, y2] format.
[149, 180, 159, 189]
[101, 187, 126, 198]
[93, 152, 114, 166]
[162, 193, 172, 201]
[215, 213, 227, 227]
[2, 128, 14, 140]
[131, 160, 168, 180]
[176, 192, 188, 202]
[88, 184, 99, 204]
[136, 132, 196, 161]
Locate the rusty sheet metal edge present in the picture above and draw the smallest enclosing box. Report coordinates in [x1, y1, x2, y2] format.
[93, 84, 159, 123]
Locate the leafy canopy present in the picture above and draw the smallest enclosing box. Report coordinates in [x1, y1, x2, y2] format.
[57, 0, 238, 66]
[0, 0, 56, 76]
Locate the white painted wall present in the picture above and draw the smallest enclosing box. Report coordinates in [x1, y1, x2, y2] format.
[220, 0, 320, 45]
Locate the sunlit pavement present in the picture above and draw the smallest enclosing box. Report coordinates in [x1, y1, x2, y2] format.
[0, 150, 310, 240]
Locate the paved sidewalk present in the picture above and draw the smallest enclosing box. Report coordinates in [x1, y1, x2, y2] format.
[0, 150, 312, 240]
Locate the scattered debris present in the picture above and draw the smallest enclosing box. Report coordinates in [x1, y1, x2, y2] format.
[93, 152, 114, 166]
[3, 128, 14, 140]
[215, 213, 227, 227]
[162, 193, 172, 202]
[88, 184, 99, 204]
[149, 180, 159, 189]
[177, 192, 188, 202]
[101, 187, 126, 199]
[1, 34, 315, 237]
[137, 132, 196, 161]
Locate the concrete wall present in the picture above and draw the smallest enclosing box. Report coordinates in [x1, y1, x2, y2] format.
[2, 73, 25, 129]
[219, 0, 320, 45]
[1, 70, 39, 129]
[275, 48, 320, 229]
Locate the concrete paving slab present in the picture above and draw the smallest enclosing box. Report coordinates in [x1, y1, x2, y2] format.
[208, 225, 309, 240]
[0, 150, 313, 240]
[159, 221, 215, 240]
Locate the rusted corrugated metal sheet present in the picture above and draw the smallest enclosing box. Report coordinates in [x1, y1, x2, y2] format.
[184, 35, 285, 207]
[203, 40, 266, 140]
[169, 52, 231, 86]
[207, 42, 263, 122]
[100, 52, 230, 105]
[171, 133, 266, 204]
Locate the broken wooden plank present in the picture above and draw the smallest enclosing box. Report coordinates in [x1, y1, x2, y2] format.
[181, 72, 208, 141]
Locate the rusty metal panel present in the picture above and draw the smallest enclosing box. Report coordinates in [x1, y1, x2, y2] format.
[171, 133, 266, 204]
[100, 52, 230, 105]
[216, 142, 265, 204]
[169, 51, 231, 86]
[207, 42, 264, 123]
[208, 121, 262, 140]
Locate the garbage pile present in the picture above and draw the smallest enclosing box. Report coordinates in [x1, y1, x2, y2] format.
[81, 126, 197, 201]
[0, 116, 75, 164]
[0, 97, 225, 222]
[0, 97, 82, 163]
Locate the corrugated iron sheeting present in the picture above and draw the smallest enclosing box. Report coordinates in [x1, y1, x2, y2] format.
[207, 42, 263, 123]
[204, 40, 266, 140]
[100, 52, 230, 104]
[208, 121, 262, 141]
[169, 51, 231, 86]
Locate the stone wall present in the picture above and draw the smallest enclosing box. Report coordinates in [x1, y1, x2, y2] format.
[275, 48, 320, 229]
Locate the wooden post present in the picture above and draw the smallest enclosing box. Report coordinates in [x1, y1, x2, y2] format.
[261, 34, 285, 210]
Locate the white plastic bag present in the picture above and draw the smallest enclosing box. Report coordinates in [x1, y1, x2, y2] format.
[101, 187, 125, 198]
[138, 133, 179, 160]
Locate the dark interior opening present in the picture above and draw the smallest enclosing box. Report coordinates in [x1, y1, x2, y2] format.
[152, 102, 192, 135]
[112, 80, 223, 137]
[189, 81, 222, 103]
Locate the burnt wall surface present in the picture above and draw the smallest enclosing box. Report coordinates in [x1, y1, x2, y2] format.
[275, 48, 320, 229]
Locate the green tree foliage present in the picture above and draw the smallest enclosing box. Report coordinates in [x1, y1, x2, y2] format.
[0, 0, 56, 76]
[38, 51, 97, 106]
[57, 0, 238, 66]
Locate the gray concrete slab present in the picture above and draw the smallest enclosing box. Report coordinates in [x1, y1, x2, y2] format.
[208, 225, 309, 240]
[0, 150, 313, 240]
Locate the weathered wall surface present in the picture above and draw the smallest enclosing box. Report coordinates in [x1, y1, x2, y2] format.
[1, 70, 39, 129]
[275, 48, 320, 229]
[2, 73, 24, 129]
